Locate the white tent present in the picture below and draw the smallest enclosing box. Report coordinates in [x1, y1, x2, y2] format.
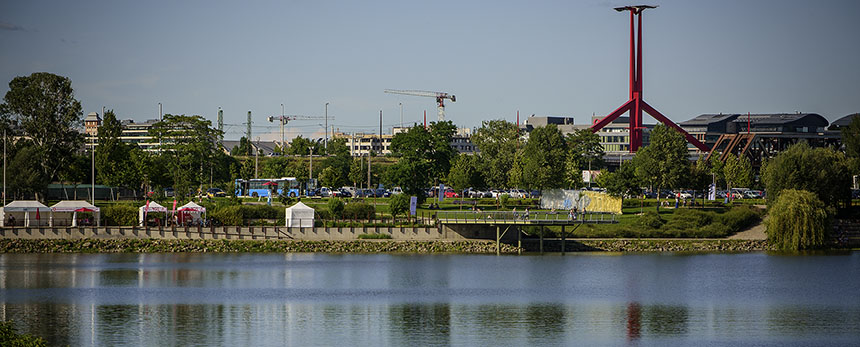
[285, 202, 315, 227]
[139, 201, 169, 226]
[50, 200, 101, 227]
[1, 200, 51, 227]
[177, 201, 206, 225]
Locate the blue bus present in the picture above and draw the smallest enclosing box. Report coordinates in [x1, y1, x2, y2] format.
[234, 178, 300, 197]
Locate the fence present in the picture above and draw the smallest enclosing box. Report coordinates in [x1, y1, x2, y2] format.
[0, 225, 444, 241]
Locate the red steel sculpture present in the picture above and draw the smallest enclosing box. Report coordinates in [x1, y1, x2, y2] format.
[590, 5, 710, 153]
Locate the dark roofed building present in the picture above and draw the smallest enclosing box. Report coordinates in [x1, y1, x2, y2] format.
[828, 113, 860, 130]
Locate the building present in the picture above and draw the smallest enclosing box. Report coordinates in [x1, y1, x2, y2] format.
[118, 119, 161, 151]
[336, 126, 476, 157]
[84, 112, 101, 137]
[679, 113, 840, 167]
[828, 113, 860, 131]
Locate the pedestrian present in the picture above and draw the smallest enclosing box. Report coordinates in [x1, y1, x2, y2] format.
[524, 208, 530, 220]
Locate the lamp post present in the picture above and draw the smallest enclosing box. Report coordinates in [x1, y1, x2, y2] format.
[399, 102, 403, 130]
[325, 102, 329, 151]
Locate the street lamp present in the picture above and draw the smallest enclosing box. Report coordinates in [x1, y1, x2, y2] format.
[324, 102, 329, 151]
[280, 103, 285, 155]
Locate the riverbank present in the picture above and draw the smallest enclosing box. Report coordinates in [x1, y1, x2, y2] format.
[0, 238, 774, 254]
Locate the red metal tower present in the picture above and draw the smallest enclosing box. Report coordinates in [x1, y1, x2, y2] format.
[590, 5, 710, 153]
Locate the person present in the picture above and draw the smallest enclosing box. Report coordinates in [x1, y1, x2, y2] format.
[568, 208, 575, 221]
[512, 207, 517, 220]
[8, 215, 15, 226]
[524, 208, 530, 220]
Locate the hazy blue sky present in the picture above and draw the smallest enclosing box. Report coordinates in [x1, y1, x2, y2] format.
[2, 0, 859, 141]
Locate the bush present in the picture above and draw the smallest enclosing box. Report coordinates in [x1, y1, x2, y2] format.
[638, 211, 665, 229]
[239, 205, 281, 219]
[343, 202, 376, 220]
[358, 233, 392, 239]
[0, 320, 47, 346]
[767, 189, 830, 250]
[499, 195, 510, 209]
[717, 205, 761, 233]
[328, 199, 344, 219]
[103, 204, 138, 226]
[209, 205, 243, 226]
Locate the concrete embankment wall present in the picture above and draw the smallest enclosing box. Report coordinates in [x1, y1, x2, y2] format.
[0, 225, 455, 241]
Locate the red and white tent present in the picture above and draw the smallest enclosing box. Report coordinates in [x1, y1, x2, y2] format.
[139, 201, 168, 226]
[1, 200, 51, 227]
[176, 201, 206, 225]
[50, 200, 101, 227]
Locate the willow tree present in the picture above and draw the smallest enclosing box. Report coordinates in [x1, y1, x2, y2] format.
[767, 189, 830, 250]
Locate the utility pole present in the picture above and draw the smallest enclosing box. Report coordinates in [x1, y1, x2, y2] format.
[217, 107, 223, 141]
[280, 104, 285, 154]
[246, 111, 252, 143]
[158, 103, 162, 153]
[399, 102, 403, 129]
[3, 129, 6, 206]
[309, 146, 313, 191]
[254, 137, 259, 179]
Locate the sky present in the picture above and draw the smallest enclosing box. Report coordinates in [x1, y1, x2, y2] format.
[2, 0, 859, 141]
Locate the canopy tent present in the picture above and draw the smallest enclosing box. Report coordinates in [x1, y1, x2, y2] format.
[139, 201, 169, 226]
[50, 200, 101, 227]
[285, 202, 315, 227]
[1, 200, 51, 227]
[176, 201, 206, 225]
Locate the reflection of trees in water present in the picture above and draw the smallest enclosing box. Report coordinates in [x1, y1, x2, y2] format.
[6, 303, 76, 346]
[642, 305, 689, 336]
[766, 307, 860, 337]
[525, 304, 565, 344]
[388, 304, 450, 345]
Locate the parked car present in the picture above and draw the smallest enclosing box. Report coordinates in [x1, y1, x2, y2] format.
[374, 188, 391, 198]
[743, 190, 764, 199]
[391, 187, 403, 195]
[443, 189, 459, 198]
[206, 188, 227, 198]
[317, 187, 332, 197]
[852, 189, 860, 199]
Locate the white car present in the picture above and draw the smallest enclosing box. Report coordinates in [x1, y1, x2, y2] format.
[390, 187, 403, 195]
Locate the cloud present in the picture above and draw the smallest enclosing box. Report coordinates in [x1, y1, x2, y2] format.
[0, 22, 25, 31]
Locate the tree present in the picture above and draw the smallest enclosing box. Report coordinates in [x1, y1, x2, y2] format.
[598, 160, 640, 197]
[348, 157, 367, 187]
[564, 129, 605, 188]
[841, 115, 860, 174]
[323, 137, 351, 187]
[287, 135, 312, 156]
[689, 155, 712, 194]
[230, 137, 252, 156]
[447, 153, 483, 192]
[522, 124, 567, 190]
[472, 120, 519, 188]
[149, 114, 223, 198]
[1, 72, 83, 199]
[318, 166, 341, 188]
[389, 193, 410, 222]
[96, 110, 141, 192]
[388, 122, 457, 201]
[723, 153, 753, 190]
[633, 124, 690, 195]
[767, 189, 830, 250]
[761, 142, 852, 208]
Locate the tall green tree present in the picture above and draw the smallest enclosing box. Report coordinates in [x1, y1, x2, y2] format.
[0, 72, 83, 199]
[841, 115, 860, 175]
[446, 153, 484, 192]
[95, 110, 141, 190]
[723, 153, 753, 190]
[598, 160, 641, 197]
[633, 124, 690, 195]
[349, 157, 367, 187]
[522, 124, 567, 190]
[564, 129, 605, 188]
[230, 137, 252, 156]
[388, 122, 457, 201]
[149, 114, 223, 198]
[323, 138, 351, 187]
[472, 120, 520, 188]
[761, 142, 852, 208]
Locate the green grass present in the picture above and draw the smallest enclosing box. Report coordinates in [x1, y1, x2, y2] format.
[357, 233, 393, 239]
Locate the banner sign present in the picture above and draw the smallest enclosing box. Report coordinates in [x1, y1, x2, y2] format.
[539, 189, 622, 214]
[409, 196, 417, 216]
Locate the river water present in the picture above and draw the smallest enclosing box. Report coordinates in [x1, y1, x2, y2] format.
[1, 252, 859, 346]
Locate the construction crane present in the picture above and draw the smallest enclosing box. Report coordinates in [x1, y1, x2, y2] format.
[267, 115, 332, 151]
[384, 89, 456, 122]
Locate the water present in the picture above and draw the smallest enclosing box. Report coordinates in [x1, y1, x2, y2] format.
[1, 252, 859, 346]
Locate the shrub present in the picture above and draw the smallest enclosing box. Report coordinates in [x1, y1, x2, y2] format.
[209, 205, 243, 226]
[103, 204, 138, 226]
[767, 189, 830, 250]
[315, 209, 332, 220]
[343, 202, 376, 220]
[717, 205, 761, 234]
[638, 211, 665, 229]
[499, 195, 510, 209]
[358, 233, 392, 239]
[327, 199, 344, 219]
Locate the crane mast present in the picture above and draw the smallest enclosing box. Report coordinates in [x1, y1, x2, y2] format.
[384, 89, 456, 122]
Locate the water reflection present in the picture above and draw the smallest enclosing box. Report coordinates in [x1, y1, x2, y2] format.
[1, 252, 859, 346]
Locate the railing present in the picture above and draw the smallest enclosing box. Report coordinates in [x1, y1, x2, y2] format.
[435, 210, 617, 224]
